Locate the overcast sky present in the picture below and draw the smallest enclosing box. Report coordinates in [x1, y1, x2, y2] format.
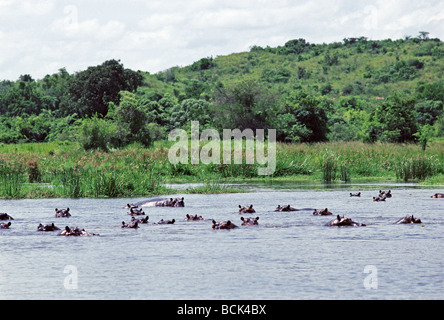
[1, 0, 443, 81]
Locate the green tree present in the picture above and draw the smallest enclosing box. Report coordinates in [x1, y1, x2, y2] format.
[60, 59, 143, 118]
[211, 78, 277, 132]
[274, 90, 329, 142]
[415, 100, 443, 126]
[371, 93, 417, 143]
[76, 115, 118, 151]
[169, 99, 212, 130]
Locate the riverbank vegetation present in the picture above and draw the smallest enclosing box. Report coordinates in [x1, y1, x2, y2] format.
[1, 33, 444, 198]
[0, 140, 442, 199]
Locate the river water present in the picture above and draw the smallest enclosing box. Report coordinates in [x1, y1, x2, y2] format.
[1, 183, 443, 300]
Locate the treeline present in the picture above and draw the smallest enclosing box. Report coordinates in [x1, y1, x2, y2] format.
[0, 34, 443, 150]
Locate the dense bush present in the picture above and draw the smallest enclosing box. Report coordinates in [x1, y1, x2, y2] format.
[0, 35, 443, 149]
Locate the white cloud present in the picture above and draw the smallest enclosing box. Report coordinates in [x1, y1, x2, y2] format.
[0, 0, 443, 80]
[21, 0, 56, 15]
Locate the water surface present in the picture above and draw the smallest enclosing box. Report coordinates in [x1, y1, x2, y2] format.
[1, 184, 443, 300]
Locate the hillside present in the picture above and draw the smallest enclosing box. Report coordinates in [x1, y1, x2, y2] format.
[145, 36, 444, 101]
[0, 35, 443, 146]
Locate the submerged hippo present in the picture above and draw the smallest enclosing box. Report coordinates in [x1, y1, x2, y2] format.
[431, 193, 444, 198]
[379, 190, 392, 198]
[350, 192, 361, 197]
[395, 215, 422, 224]
[59, 226, 98, 236]
[134, 216, 149, 224]
[373, 196, 386, 202]
[55, 208, 71, 218]
[185, 214, 205, 221]
[275, 205, 298, 212]
[312, 208, 333, 216]
[125, 203, 138, 209]
[240, 216, 259, 226]
[0, 213, 14, 220]
[212, 220, 237, 229]
[156, 219, 175, 224]
[128, 207, 145, 216]
[37, 223, 60, 232]
[238, 205, 256, 214]
[121, 218, 139, 229]
[135, 197, 185, 207]
[0, 222, 11, 229]
[327, 215, 366, 227]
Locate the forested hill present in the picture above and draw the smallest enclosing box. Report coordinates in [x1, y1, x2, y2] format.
[0, 35, 443, 149]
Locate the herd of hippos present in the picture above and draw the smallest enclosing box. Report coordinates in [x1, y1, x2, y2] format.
[1, 192, 443, 235]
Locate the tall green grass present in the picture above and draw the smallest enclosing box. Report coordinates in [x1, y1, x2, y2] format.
[0, 140, 442, 199]
[0, 160, 24, 198]
[394, 155, 439, 182]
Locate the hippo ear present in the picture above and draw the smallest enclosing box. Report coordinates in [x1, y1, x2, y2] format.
[256, 217, 259, 220]
[241, 217, 245, 221]
[239, 205, 241, 208]
[181, 197, 184, 200]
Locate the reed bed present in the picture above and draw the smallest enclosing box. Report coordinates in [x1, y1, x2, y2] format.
[0, 140, 442, 199]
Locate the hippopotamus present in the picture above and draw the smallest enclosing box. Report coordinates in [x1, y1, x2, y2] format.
[0, 222, 11, 229]
[431, 193, 444, 198]
[379, 190, 392, 198]
[125, 203, 138, 209]
[128, 207, 145, 216]
[350, 192, 361, 197]
[212, 220, 237, 229]
[134, 216, 149, 224]
[240, 216, 259, 225]
[37, 223, 60, 232]
[327, 215, 366, 227]
[59, 226, 98, 236]
[275, 205, 297, 212]
[55, 208, 71, 218]
[373, 196, 386, 202]
[0, 213, 14, 220]
[156, 219, 175, 224]
[395, 215, 422, 224]
[238, 205, 256, 214]
[135, 197, 185, 207]
[185, 214, 205, 221]
[312, 208, 333, 216]
[121, 217, 139, 229]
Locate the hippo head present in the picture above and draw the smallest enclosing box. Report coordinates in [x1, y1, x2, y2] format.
[240, 216, 259, 225]
[313, 208, 332, 216]
[397, 215, 422, 224]
[174, 197, 185, 207]
[328, 215, 365, 227]
[431, 193, 444, 198]
[239, 204, 255, 214]
[212, 220, 237, 229]
[1, 221, 11, 229]
[0, 213, 13, 220]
